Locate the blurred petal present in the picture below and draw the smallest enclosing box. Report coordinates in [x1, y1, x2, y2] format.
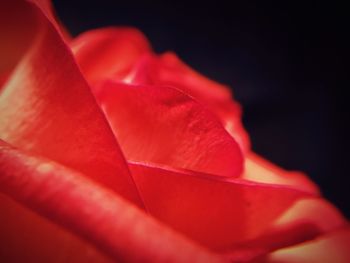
[0, 193, 113, 263]
[233, 198, 347, 256]
[243, 152, 320, 195]
[71, 27, 151, 85]
[267, 227, 350, 263]
[0, 0, 69, 79]
[128, 161, 313, 251]
[273, 198, 346, 235]
[0, 0, 38, 78]
[95, 81, 243, 177]
[0, 141, 227, 263]
[29, 0, 70, 38]
[0, 0, 142, 205]
[129, 52, 250, 152]
[233, 154, 347, 253]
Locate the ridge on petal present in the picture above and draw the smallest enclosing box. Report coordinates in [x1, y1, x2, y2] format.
[266, 227, 350, 263]
[128, 52, 250, 152]
[0, 140, 227, 263]
[229, 198, 347, 258]
[94, 80, 244, 177]
[71, 27, 151, 85]
[0, 0, 143, 206]
[128, 161, 315, 252]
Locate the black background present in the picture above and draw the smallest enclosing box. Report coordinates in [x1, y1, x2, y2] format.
[53, 1, 348, 217]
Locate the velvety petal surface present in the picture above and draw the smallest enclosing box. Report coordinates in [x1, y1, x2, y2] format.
[129, 52, 250, 152]
[0, 0, 142, 205]
[95, 80, 243, 177]
[0, 141, 227, 263]
[128, 161, 314, 252]
[71, 27, 151, 85]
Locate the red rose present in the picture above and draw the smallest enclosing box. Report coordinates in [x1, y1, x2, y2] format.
[0, 1, 349, 262]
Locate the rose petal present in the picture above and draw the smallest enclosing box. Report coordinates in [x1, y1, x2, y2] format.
[0, 193, 113, 263]
[128, 161, 313, 251]
[71, 27, 151, 85]
[222, 156, 345, 254]
[29, 0, 71, 40]
[232, 198, 347, 256]
[0, 0, 142, 205]
[266, 227, 350, 263]
[273, 198, 346, 235]
[0, 0, 38, 79]
[243, 152, 320, 195]
[128, 52, 250, 152]
[95, 80, 243, 177]
[0, 141, 227, 263]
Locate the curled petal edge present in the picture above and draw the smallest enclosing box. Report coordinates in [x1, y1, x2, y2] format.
[0, 140, 227, 263]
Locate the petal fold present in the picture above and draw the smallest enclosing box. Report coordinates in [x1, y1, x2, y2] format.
[0, 141, 227, 263]
[0, 193, 113, 263]
[129, 52, 250, 152]
[0, 0, 142, 205]
[128, 161, 313, 251]
[243, 152, 320, 195]
[267, 227, 350, 263]
[71, 27, 151, 85]
[95, 81, 243, 177]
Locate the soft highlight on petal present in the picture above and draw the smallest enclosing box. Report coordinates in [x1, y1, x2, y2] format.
[233, 198, 348, 256]
[128, 161, 313, 251]
[71, 27, 151, 85]
[267, 227, 350, 263]
[0, 0, 142, 206]
[0, 141, 227, 263]
[243, 152, 320, 195]
[129, 52, 250, 152]
[95, 81, 243, 177]
[0, 0, 38, 79]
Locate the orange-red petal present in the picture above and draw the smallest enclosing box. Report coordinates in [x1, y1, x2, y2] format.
[71, 27, 151, 85]
[232, 198, 347, 257]
[0, 0, 142, 205]
[0, 141, 227, 263]
[95, 80, 243, 177]
[243, 152, 320, 195]
[128, 161, 313, 251]
[266, 227, 350, 263]
[0, 0, 38, 78]
[129, 52, 250, 152]
[0, 193, 113, 263]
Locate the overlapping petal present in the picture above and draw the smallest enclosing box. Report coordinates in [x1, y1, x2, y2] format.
[243, 152, 320, 195]
[1, 1, 349, 262]
[128, 161, 314, 252]
[267, 227, 350, 263]
[71, 27, 151, 85]
[94, 80, 243, 177]
[0, 0, 38, 83]
[0, 0, 142, 205]
[70, 28, 249, 152]
[128, 52, 250, 152]
[0, 140, 227, 263]
[0, 193, 113, 263]
[233, 197, 348, 256]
